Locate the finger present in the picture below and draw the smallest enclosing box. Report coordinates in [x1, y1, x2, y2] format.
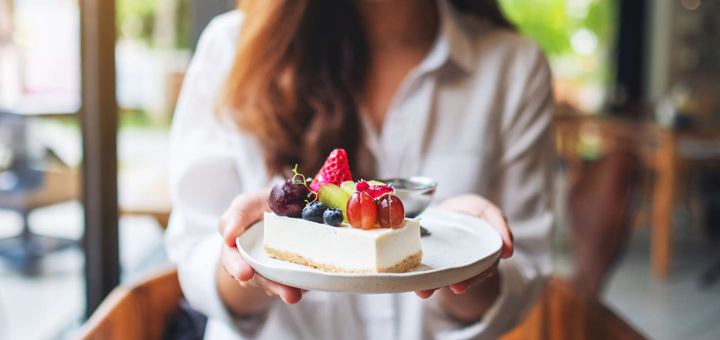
[479, 205, 513, 258]
[221, 245, 255, 282]
[223, 189, 271, 247]
[415, 289, 437, 299]
[449, 261, 499, 294]
[274, 284, 303, 305]
[256, 275, 303, 305]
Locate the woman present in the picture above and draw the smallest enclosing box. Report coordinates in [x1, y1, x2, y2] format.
[166, 0, 554, 339]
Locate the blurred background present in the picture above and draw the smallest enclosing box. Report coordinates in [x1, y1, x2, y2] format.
[0, 0, 719, 339]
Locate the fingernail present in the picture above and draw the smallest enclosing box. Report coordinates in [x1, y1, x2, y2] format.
[452, 286, 467, 294]
[416, 290, 434, 299]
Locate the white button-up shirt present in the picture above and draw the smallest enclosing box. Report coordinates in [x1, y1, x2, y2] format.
[165, 1, 555, 339]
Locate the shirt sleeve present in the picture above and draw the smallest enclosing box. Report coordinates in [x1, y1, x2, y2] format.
[164, 11, 269, 339]
[431, 42, 555, 340]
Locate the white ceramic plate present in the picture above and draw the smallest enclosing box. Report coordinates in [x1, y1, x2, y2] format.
[236, 208, 502, 293]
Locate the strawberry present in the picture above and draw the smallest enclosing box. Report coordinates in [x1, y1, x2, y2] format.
[309, 149, 353, 192]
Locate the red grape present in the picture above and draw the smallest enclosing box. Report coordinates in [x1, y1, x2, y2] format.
[347, 191, 377, 230]
[377, 195, 405, 229]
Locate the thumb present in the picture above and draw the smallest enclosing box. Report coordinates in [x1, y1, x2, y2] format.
[223, 189, 271, 247]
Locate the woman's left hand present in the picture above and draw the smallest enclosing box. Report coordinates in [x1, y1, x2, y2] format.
[415, 194, 513, 299]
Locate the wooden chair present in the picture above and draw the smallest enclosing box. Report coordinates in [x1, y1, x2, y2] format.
[502, 278, 646, 340]
[78, 268, 645, 340]
[568, 148, 639, 296]
[77, 267, 183, 340]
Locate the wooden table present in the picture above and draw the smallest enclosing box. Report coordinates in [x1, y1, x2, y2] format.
[555, 114, 720, 278]
[0, 165, 81, 275]
[0, 107, 80, 275]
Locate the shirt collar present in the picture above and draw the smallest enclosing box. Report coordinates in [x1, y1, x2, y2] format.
[417, 0, 475, 75]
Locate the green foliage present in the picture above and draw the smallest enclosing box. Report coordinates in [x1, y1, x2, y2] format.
[499, 0, 619, 85]
[500, 0, 617, 55]
[116, 0, 157, 22]
[120, 108, 152, 128]
[116, 0, 190, 49]
[500, 0, 572, 56]
[174, 0, 191, 50]
[116, 0, 157, 45]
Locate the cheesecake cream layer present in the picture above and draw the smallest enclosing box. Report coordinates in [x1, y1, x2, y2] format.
[263, 212, 422, 273]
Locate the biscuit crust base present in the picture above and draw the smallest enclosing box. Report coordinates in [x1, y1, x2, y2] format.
[264, 246, 422, 273]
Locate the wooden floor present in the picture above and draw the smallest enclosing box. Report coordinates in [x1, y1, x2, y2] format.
[79, 269, 645, 340]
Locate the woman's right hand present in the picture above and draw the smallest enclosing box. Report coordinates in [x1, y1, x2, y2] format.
[218, 188, 304, 305]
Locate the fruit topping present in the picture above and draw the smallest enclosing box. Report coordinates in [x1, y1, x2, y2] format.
[309, 149, 353, 192]
[317, 183, 351, 221]
[323, 208, 344, 227]
[269, 179, 312, 217]
[267, 152, 410, 231]
[355, 180, 395, 199]
[340, 181, 356, 196]
[302, 201, 327, 223]
[347, 191, 377, 230]
[377, 195, 405, 229]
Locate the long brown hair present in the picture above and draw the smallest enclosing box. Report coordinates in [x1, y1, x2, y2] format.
[220, 0, 513, 177]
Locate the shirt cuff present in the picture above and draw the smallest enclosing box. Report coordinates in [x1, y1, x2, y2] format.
[175, 234, 269, 339]
[430, 258, 540, 340]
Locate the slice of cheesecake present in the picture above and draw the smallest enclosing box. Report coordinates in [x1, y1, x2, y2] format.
[263, 212, 422, 273]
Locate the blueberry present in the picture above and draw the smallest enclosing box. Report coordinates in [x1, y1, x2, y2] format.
[323, 208, 344, 227]
[302, 201, 327, 223]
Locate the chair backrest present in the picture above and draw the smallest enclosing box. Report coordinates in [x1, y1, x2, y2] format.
[77, 267, 183, 340]
[568, 146, 639, 296]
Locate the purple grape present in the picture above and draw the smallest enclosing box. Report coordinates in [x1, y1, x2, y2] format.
[269, 179, 312, 217]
